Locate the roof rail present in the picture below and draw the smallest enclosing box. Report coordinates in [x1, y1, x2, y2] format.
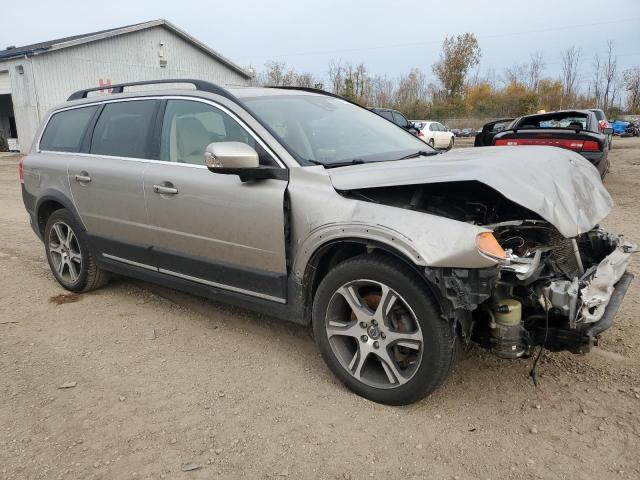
[265, 85, 347, 100]
[67, 78, 235, 101]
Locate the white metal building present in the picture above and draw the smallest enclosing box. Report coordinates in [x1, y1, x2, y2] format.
[0, 19, 252, 152]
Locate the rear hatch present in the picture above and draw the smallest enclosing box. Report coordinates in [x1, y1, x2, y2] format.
[492, 110, 605, 155]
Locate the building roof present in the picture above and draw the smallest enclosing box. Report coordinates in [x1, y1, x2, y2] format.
[0, 19, 251, 79]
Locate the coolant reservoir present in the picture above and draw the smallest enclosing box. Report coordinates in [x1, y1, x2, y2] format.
[495, 299, 522, 326]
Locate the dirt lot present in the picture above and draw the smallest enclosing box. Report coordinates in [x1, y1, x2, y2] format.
[1, 140, 639, 480]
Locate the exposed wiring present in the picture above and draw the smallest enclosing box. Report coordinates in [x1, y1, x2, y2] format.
[529, 293, 550, 387]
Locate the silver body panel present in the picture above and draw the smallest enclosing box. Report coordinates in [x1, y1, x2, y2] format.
[143, 162, 287, 274]
[326, 146, 613, 239]
[68, 154, 150, 249]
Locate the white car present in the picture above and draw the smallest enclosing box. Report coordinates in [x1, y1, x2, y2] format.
[412, 121, 455, 150]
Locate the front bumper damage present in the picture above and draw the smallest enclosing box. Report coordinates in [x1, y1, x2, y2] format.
[433, 228, 636, 357]
[543, 234, 635, 350]
[508, 231, 635, 354]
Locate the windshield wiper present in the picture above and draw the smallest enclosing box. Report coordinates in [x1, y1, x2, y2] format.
[320, 159, 367, 169]
[397, 150, 440, 160]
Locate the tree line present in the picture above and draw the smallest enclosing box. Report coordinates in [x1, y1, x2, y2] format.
[251, 33, 640, 121]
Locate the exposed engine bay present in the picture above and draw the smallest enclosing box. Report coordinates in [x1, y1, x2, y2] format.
[341, 181, 635, 357]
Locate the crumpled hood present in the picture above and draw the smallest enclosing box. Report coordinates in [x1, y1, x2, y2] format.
[327, 146, 613, 238]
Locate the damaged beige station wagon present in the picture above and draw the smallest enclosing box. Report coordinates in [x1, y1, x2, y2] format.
[21, 80, 635, 405]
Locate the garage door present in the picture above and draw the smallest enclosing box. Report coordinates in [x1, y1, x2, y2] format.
[0, 71, 10, 94]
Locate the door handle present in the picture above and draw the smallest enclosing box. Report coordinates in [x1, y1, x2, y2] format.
[74, 173, 91, 183]
[153, 184, 178, 195]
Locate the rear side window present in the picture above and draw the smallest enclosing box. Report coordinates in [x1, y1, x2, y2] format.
[40, 106, 98, 152]
[90, 100, 158, 158]
[378, 111, 394, 122]
[392, 112, 408, 127]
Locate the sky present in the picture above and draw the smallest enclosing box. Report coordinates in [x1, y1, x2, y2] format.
[2, 0, 639, 87]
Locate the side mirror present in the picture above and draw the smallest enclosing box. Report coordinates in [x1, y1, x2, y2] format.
[204, 142, 259, 169]
[204, 142, 288, 182]
[603, 127, 613, 135]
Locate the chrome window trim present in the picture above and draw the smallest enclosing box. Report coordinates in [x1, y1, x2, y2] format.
[102, 253, 286, 303]
[37, 95, 286, 169]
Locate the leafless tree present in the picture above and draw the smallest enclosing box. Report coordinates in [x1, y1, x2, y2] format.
[561, 46, 582, 107]
[504, 63, 528, 87]
[327, 59, 344, 94]
[591, 54, 603, 108]
[527, 52, 545, 91]
[623, 66, 640, 112]
[368, 76, 395, 107]
[259, 61, 317, 88]
[601, 41, 618, 112]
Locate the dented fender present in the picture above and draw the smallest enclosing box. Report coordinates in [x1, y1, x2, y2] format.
[288, 167, 498, 279]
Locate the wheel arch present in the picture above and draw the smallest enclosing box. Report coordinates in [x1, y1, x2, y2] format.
[297, 236, 431, 327]
[35, 190, 84, 238]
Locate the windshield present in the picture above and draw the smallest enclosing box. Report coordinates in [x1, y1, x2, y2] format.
[242, 94, 433, 166]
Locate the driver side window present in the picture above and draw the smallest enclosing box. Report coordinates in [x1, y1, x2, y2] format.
[160, 100, 276, 166]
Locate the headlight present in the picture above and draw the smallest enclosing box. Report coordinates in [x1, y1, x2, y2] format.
[476, 232, 507, 260]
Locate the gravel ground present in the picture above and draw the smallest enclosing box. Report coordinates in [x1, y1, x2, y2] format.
[1, 139, 639, 480]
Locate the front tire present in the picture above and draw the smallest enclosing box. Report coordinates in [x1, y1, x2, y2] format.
[44, 209, 110, 292]
[312, 254, 454, 405]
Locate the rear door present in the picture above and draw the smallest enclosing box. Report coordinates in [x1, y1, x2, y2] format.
[68, 99, 160, 266]
[434, 123, 447, 148]
[143, 98, 289, 302]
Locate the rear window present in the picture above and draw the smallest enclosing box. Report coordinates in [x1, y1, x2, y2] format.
[516, 112, 589, 130]
[90, 100, 158, 158]
[392, 112, 408, 126]
[39, 106, 98, 152]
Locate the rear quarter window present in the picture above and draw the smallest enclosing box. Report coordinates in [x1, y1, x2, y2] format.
[39, 106, 99, 152]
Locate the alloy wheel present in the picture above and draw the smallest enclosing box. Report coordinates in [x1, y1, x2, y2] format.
[325, 279, 424, 389]
[48, 221, 82, 284]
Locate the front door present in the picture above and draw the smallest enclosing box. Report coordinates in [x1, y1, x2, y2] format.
[68, 99, 160, 266]
[143, 99, 289, 302]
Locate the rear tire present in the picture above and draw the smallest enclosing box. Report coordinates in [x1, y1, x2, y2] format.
[312, 254, 454, 405]
[44, 209, 110, 293]
[446, 137, 454, 150]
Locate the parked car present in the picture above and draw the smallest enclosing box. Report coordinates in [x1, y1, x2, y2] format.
[411, 120, 455, 149]
[490, 110, 613, 177]
[449, 128, 461, 137]
[21, 79, 634, 405]
[370, 107, 419, 135]
[589, 108, 613, 148]
[458, 128, 475, 137]
[474, 118, 514, 147]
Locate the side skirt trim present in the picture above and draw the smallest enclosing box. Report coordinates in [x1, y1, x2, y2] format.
[102, 253, 286, 304]
[158, 267, 286, 304]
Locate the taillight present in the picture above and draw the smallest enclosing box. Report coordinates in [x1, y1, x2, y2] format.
[582, 140, 600, 151]
[18, 157, 24, 183]
[494, 138, 601, 152]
